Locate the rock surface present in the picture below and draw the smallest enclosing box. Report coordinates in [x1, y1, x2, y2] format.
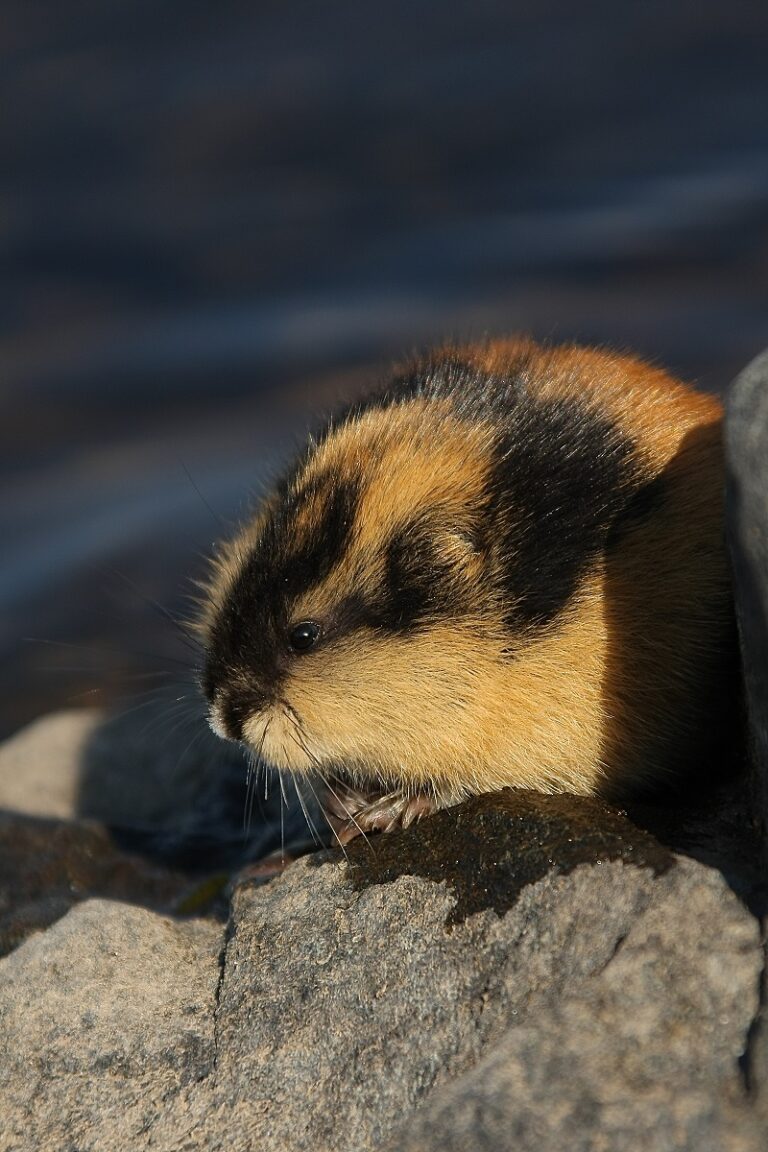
[727, 348, 768, 868]
[0, 809, 198, 957]
[0, 900, 222, 1152]
[0, 708, 102, 820]
[726, 346, 768, 1128]
[0, 790, 764, 1151]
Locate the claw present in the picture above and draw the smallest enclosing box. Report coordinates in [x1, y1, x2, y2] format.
[321, 777, 438, 843]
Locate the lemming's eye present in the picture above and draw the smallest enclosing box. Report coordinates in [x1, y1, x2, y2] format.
[288, 620, 321, 652]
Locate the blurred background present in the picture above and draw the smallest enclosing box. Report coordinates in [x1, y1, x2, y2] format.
[3, 0, 768, 741]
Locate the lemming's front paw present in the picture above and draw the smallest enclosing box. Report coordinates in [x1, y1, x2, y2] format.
[322, 779, 438, 844]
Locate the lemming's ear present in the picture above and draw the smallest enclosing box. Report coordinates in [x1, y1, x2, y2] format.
[439, 528, 485, 580]
[445, 528, 478, 555]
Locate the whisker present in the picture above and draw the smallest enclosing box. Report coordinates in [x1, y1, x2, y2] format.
[243, 717, 272, 836]
[111, 685, 196, 711]
[149, 709, 203, 752]
[99, 694, 182, 725]
[24, 637, 196, 671]
[277, 765, 289, 808]
[127, 704, 200, 751]
[177, 458, 227, 530]
[302, 771, 347, 859]
[292, 775, 324, 849]
[276, 768, 290, 862]
[279, 772, 285, 862]
[271, 710, 321, 846]
[65, 687, 103, 702]
[316, 769, 373, 855]
[173, 726, 208, 772]
[33, 666, 181, 680]
[244, 752, 257, 836]
[281, 705, 368, 855]
[102, 568, 204, 657]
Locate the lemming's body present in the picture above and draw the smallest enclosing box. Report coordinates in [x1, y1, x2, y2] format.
[200, 338, 736, 841]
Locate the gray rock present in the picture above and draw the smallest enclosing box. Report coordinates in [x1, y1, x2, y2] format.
[0, 709, 102, 821]
[0, 809, 200, 957]
[0, 704, 252, 841]
[0, 704, 238, 832]
[726, 347, 768, 869]
[388, 851, 762, 1151]
[725, 349, 768, 1134]
[0, 899, 223, 1152]
[186, 794, 764, 1152]
[4, 792, 760, 1151]
[0, 711, 234, 958]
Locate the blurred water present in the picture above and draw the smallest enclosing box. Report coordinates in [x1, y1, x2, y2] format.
[2, 0, 768, 735]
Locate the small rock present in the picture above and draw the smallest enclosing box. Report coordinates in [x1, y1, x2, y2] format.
[726, 346, 768, 1129]
[0, 708, 102, 820]
[387, 844, 762, 1151]
[158, 794, 763, 1151]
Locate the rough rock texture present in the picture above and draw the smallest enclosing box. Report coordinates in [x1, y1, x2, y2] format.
[0, 809, 197, 957]
[726, 346, 768, 1129]
[0, 791, 764, 1151]
[0, 900, 222, 1152]
[387, 833, 762, 1151]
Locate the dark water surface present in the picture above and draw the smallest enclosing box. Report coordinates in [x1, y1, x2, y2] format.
[2, 1, 768, 736]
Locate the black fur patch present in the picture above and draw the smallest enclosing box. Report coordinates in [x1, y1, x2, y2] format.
[383, 527, 434, 630]
[379, 517, 467, 631]
[345, 349, 534, 420]
[378, 523, 446, 631]
[319, 357, 641, 636]
[278, 476, 359, 598]
[326, 516, 464, 635]
[204, 563, 285, 717]
[488, 396, 636, 630]
[204, 473, 359, 707]
[606, 474, 666, 550]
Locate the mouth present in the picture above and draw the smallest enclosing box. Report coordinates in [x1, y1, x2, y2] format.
[210, 699, 441, 845]
[240, 702, 318, 774]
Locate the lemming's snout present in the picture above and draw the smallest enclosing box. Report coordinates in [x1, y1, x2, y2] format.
[208, 682, 272, 742]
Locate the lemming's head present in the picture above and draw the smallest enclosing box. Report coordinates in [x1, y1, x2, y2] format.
[199, 388, 522, 800]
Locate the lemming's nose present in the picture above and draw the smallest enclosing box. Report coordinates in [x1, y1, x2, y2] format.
[207, 701, 228, 740]
[211, 687, 271, 741]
